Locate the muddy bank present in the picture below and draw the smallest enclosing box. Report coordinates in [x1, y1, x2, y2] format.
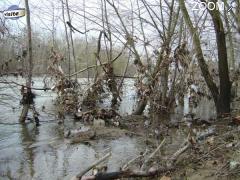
[71, 114, 240, 180]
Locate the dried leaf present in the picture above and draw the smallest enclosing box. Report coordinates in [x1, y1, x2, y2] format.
[232, 116, 240, 125]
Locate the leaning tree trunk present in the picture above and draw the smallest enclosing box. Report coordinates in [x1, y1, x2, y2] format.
[224, 8, 235, 71]
[65, 0, 77, 79]
[19, 0, 33, 122]
[180, 0, 231, 115]
[61, 0, 71, 78]
[133, 98, 148, 115]
[207, 0, 231, 114]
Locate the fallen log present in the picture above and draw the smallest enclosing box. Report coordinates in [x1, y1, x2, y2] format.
[167, 140, 191, 168]
[122, 149, 149, 170]
[72, 152, 111, 180]
[141, 138, 166, 171]
[77, 167, 175, 180]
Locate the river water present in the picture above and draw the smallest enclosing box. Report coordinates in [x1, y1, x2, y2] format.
[0, 76, 216, 179]
[0, 77, 145, 179]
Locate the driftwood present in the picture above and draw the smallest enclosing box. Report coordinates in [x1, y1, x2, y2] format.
[141, 138, 166, 171]
[72, 152, 111, 180]
[122, 149, 149, 170]
[166, 127, 219, 168]
[79, 167, 175, 180]
[167, 140, 191, 167]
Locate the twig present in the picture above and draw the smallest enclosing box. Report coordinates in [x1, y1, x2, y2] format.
[122, 149, 149, 170]
[68, 43, 127, 78]
[215, 162, 229, 176]
[117, 50, 130, 94]
[66, 21, 91, 34]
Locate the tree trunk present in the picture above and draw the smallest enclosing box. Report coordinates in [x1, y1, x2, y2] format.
[133, 98, 147, 115]
[224, 9, 235, 70]
[20, 0, 33, 122]
[207, 0, 231, 114]
[180, 0, 231, 116]
[61, 0, 71, 78]
[65, 0, 77, 79]
[19, 104, 30, 122]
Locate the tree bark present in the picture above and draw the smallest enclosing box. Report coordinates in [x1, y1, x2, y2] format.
[206, 0, 231, 114]
[61, 0, 71, 78]
[180, 0, 231, 115]
[20, 0, 33, 122]
[224, 8, 235, 70]
[133, 0, 179, 115]
[133, 98, 147, 115]
[65, 0, 77, 79]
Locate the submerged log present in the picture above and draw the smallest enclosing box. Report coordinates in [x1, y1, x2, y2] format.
[65, 129, 96, 144]
[93, 118, 105, 127]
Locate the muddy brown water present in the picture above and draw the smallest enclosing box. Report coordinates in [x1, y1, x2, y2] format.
[0, 77, 216, 179]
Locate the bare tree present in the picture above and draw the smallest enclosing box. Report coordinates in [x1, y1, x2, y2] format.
[65, 0, 77, 78]
[61, 0, 71, 77]
[180, 0, 231, 115]
[83, 0, 90, 82]
[19, 0, 33, 122]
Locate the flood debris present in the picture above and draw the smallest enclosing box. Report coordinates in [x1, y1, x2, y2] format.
[73, 152, 111, 180]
